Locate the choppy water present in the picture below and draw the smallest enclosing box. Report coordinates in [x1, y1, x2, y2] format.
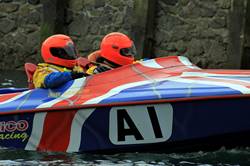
[0, 70, 27, 88]
[0, 70, 250, 166]
[0, 147, 250, 166]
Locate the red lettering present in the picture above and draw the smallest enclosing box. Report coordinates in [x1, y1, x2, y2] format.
[16, 120, 28, 131]
[0, 122, 5, 132]
[0, 120, 29, 132]
[5, 121, 16, 132]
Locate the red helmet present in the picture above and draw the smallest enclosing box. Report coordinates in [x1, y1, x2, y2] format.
[100, 32, 136, 66]
[41, 34, 78, 68]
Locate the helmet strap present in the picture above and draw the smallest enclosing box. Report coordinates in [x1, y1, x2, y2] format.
[96, 57, 121, 68]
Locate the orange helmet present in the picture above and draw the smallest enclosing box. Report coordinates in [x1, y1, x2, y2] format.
[41, 34, 78, 68]
[100, 32, 136, 66]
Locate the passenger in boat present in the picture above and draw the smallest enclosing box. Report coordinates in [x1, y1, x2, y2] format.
[86, 32, 136, 74]
[33, 34, 88, 88]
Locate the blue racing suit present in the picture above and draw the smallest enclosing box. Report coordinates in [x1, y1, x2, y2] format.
[33, 63, 84, 88]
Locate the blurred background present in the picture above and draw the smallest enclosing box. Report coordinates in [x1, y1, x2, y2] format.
[1, 0, 250, 71]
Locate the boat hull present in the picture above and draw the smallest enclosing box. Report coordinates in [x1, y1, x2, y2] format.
[0, 96, 250, 153]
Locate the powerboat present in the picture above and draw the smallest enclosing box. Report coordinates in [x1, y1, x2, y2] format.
[1, 56, 250, 153]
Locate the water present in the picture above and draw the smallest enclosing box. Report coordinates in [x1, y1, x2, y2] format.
[0, 70, 27, 88]
[0, 70, 250, 166]
[0, 147, 249, 165]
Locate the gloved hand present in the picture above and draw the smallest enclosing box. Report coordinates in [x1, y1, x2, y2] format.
[71, 72, 88, 79]
[93, 65, 111, 74]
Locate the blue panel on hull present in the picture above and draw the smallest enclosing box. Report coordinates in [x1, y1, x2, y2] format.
[0, 113, 35, 149]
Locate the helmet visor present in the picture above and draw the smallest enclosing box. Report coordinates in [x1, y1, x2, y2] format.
[120, 43, 137, 58]
[50, 42, 78, 60]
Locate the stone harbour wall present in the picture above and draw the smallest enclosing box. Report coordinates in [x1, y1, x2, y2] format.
[155, 0, 231, 68]
[0, 0, 248, 70]
[0, 0, 41, 70]
[67, 0, 135, 56]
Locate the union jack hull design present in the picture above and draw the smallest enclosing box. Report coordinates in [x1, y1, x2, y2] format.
[1, 56, 250, 152]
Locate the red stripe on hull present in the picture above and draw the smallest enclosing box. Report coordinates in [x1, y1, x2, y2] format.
[0, 93, 20, 102]
[37, 110, 77, 152]
[53, 66, 147, 106]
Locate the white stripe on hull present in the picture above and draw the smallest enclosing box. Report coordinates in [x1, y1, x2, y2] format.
[25, 78, 85, 151]
[36, 78, 85, 108]
[0, 90, 31, 105]
[167, 76, 250, 94]
[139, 59, 164, 68]
[25, 112, 47, 150]
[82, 73, 250, 105]
[178, 56, 201, 69]
[67, 108, 95, 152]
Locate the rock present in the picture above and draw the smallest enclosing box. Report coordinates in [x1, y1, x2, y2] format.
[0, 18, 16, 34]
[27, 11, 40, 24]
[78, 35, 94, 52]
[94, 0, 105, 8]
[23, 24, 39, 33]
[161, 0, 178, 6]
[0, 3, 19, 13]
[24, 31, 39, 54]
[3, 0, 13, 2]
[83, 0, 95, 7]
[27, 0, 40, 5]
[14, 31, 27, 44]
[0, 12, 7, 18]
[69, 0, 84, 11]
[0, 43, 7, 58]
[188, 38, 205, 56]
[217, 0, 231, 9]
[68, 14, 90, 36]
[209, 17, 226, 29]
